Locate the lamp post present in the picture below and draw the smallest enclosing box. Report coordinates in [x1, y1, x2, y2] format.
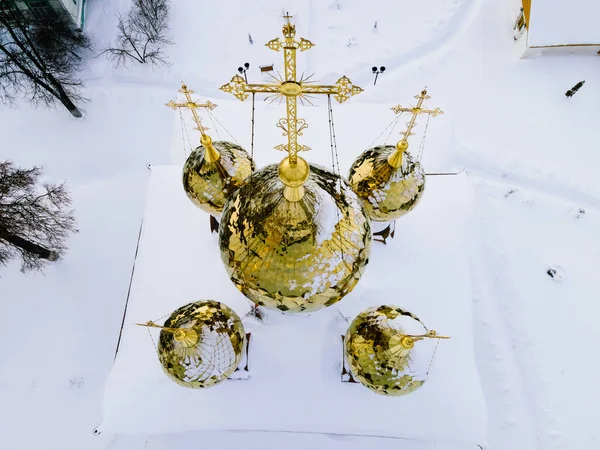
[372, 66, 386, 86]
[238, 62, 250, 83]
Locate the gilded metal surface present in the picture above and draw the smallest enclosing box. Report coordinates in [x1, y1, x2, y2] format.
[138, 320, 199, 347]
[219, 163, 372, 313]
[344, 305, 430, 396]
[220, 15, 362, 167]
[348, 145, 426, 221]
[387, 88, 443, 169]
[279, 155, 310, 201]
[348, 89, 443, 221]
[167, 82, 255, 214]
[183, 141, 255, 216]
[166, 83, 219, 159]
[157, 300, 246, 389]
[390, 89, 443, 145]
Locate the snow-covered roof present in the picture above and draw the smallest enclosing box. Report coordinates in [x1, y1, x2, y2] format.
[100, 166, 487, 444]
[528, 0, 600, 47]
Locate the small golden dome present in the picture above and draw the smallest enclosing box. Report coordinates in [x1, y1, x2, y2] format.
[157, 300, 246, 389]
[348, 145, 425, 222]
[182, 141, 254, 216]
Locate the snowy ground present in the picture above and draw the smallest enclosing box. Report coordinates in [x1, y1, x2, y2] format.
[1, 0, 600, 449]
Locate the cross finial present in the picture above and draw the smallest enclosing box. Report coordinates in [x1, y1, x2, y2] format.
[395, 330, 451, 350]
[135, 320, 199, 347]
[220, 20, 362, 201]
[388, 88, 443, 168]
[166, 82, 220, 162]
[282, 12, 296, 38]
[166, 82, 217, 136]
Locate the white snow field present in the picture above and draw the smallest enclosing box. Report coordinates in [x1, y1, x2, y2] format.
[1, 0, 600, 449]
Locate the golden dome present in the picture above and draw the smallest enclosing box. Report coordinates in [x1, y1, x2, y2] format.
[344, 305, 434, 396]
[219, 163, 372, 313]
[182, 141, 254, 216]
[157, 300, 246, 388]
[348, 145, 425, 222]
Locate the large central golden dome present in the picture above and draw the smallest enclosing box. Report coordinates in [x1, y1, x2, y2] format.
[219, 163, 372, 313]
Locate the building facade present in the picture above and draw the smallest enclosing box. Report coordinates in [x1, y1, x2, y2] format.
[12, 0, 86, 29]
[516, 0, 600, 57]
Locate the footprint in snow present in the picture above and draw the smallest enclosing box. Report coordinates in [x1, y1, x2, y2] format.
[546, 266, 565, 282]
[69, 377, 85, 389]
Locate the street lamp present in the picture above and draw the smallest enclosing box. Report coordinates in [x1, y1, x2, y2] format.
[238, 62, 250, 83]
[372, 66, 385, 86]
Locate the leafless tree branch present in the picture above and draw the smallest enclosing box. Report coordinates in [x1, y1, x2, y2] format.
[0, 1, 92, 117]
[102, 0, 172, 67]
[0, 161, 77, 272]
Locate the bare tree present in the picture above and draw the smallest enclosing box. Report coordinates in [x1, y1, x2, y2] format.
[0, 1, 91, 117]
[103, 0, 172, 66]
[0, 161, 77, 272]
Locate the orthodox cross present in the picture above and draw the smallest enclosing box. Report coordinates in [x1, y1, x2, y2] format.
[220, 15, 362, 200]
[135, 321, 198, 347]
[388, 88, 443, 168]
[166, 83, 220, 162]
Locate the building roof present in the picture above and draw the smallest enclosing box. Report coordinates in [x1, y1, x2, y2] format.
[528, 0, 600, 47]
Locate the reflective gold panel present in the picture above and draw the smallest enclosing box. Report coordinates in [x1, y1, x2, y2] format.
[344, 305, 430, 396]
[182, 141, 255, 216]
[158, 300, 246, 389]
[348, 145, 425, 222]
[219, 163, 372, 313]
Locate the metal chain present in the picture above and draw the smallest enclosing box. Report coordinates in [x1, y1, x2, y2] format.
[144, 310, 174, 353]
[418, 113, 431, 161]
[393, 307, 443, 376]
[207, 109, 241, 145]
[384, 114, 401, 146]
[147, 327, 159, 353]
[206, 109, 223, 141]
[179, 109, 193, 158]
[367, 115, 400, 148]
[426, 338, 441, 375]
[327, 95, 345, 263]
[327, 95, 341, 175]
[251, 93, 256, 159]
[327, 95, 336, 174]
[332, 112, 341, 176]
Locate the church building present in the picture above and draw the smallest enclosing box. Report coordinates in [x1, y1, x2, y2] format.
[11, 0, 86, 29]
[516, 0, 600, 57]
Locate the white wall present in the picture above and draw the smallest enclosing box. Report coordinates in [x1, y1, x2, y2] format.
[57, 0, 79, 22]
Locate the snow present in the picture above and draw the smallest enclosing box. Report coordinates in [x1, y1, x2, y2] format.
[1, 0, 600, 449]
[100, 166, 486, 448]
[471, 179, 600, 450]
[528, 0, 600, 47]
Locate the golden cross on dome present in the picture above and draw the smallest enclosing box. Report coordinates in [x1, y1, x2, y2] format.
[135, 321, 198, 347]
[388, 88, 443, 168]
[220, 14, 362, 201]
[166, 83, 220, 162]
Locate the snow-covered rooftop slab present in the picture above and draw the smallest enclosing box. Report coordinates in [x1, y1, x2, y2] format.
[99, 165, 487, 449]
[528, 0, 600, 47]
